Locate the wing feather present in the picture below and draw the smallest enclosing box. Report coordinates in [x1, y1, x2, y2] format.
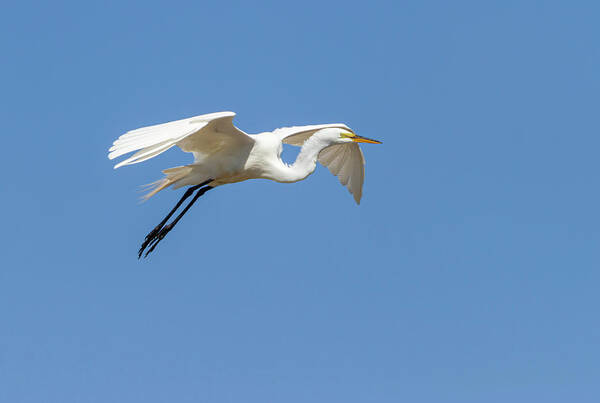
[318, 143, 365, 204]
[328, 144, 349, 176]
[108, 111, 253, 169]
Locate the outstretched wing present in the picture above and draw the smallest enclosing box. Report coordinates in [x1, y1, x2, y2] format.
[275, 123, 365, 204]
[108, 111, 253, 169]
[317, 143, 365, 204]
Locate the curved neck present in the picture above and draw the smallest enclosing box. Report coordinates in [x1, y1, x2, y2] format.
[275, 136, 330, 183]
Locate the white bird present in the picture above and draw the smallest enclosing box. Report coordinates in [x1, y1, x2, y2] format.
[108, 111, 381, 257]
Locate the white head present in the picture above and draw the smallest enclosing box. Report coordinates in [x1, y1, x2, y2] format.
[314, 127, 382, 146]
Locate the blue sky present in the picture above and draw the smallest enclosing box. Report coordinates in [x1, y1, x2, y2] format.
[1, 1, 599, 402]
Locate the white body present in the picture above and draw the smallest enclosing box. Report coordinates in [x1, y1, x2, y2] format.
[109, 111, 376, 204]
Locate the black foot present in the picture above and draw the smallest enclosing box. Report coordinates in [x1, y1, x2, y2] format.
[138, 223, 165, 258]
[139, 223, 174, 258]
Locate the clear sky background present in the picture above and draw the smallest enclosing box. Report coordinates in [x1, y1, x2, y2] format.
[1, 1, 599, 402]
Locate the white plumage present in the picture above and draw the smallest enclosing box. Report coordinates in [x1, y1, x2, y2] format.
[108, 111, 381, 257]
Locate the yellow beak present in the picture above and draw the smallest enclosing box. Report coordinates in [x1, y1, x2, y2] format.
[351, 135, 382, 144]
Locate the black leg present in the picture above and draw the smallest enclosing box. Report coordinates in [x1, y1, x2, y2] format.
[139, 184, 214, 258]
[139, 179, 212, 256]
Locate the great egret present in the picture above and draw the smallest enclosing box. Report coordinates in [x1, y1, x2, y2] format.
[108, 111, 381, 257]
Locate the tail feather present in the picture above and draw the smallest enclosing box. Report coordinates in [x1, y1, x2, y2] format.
[142, 166, 194, 201]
